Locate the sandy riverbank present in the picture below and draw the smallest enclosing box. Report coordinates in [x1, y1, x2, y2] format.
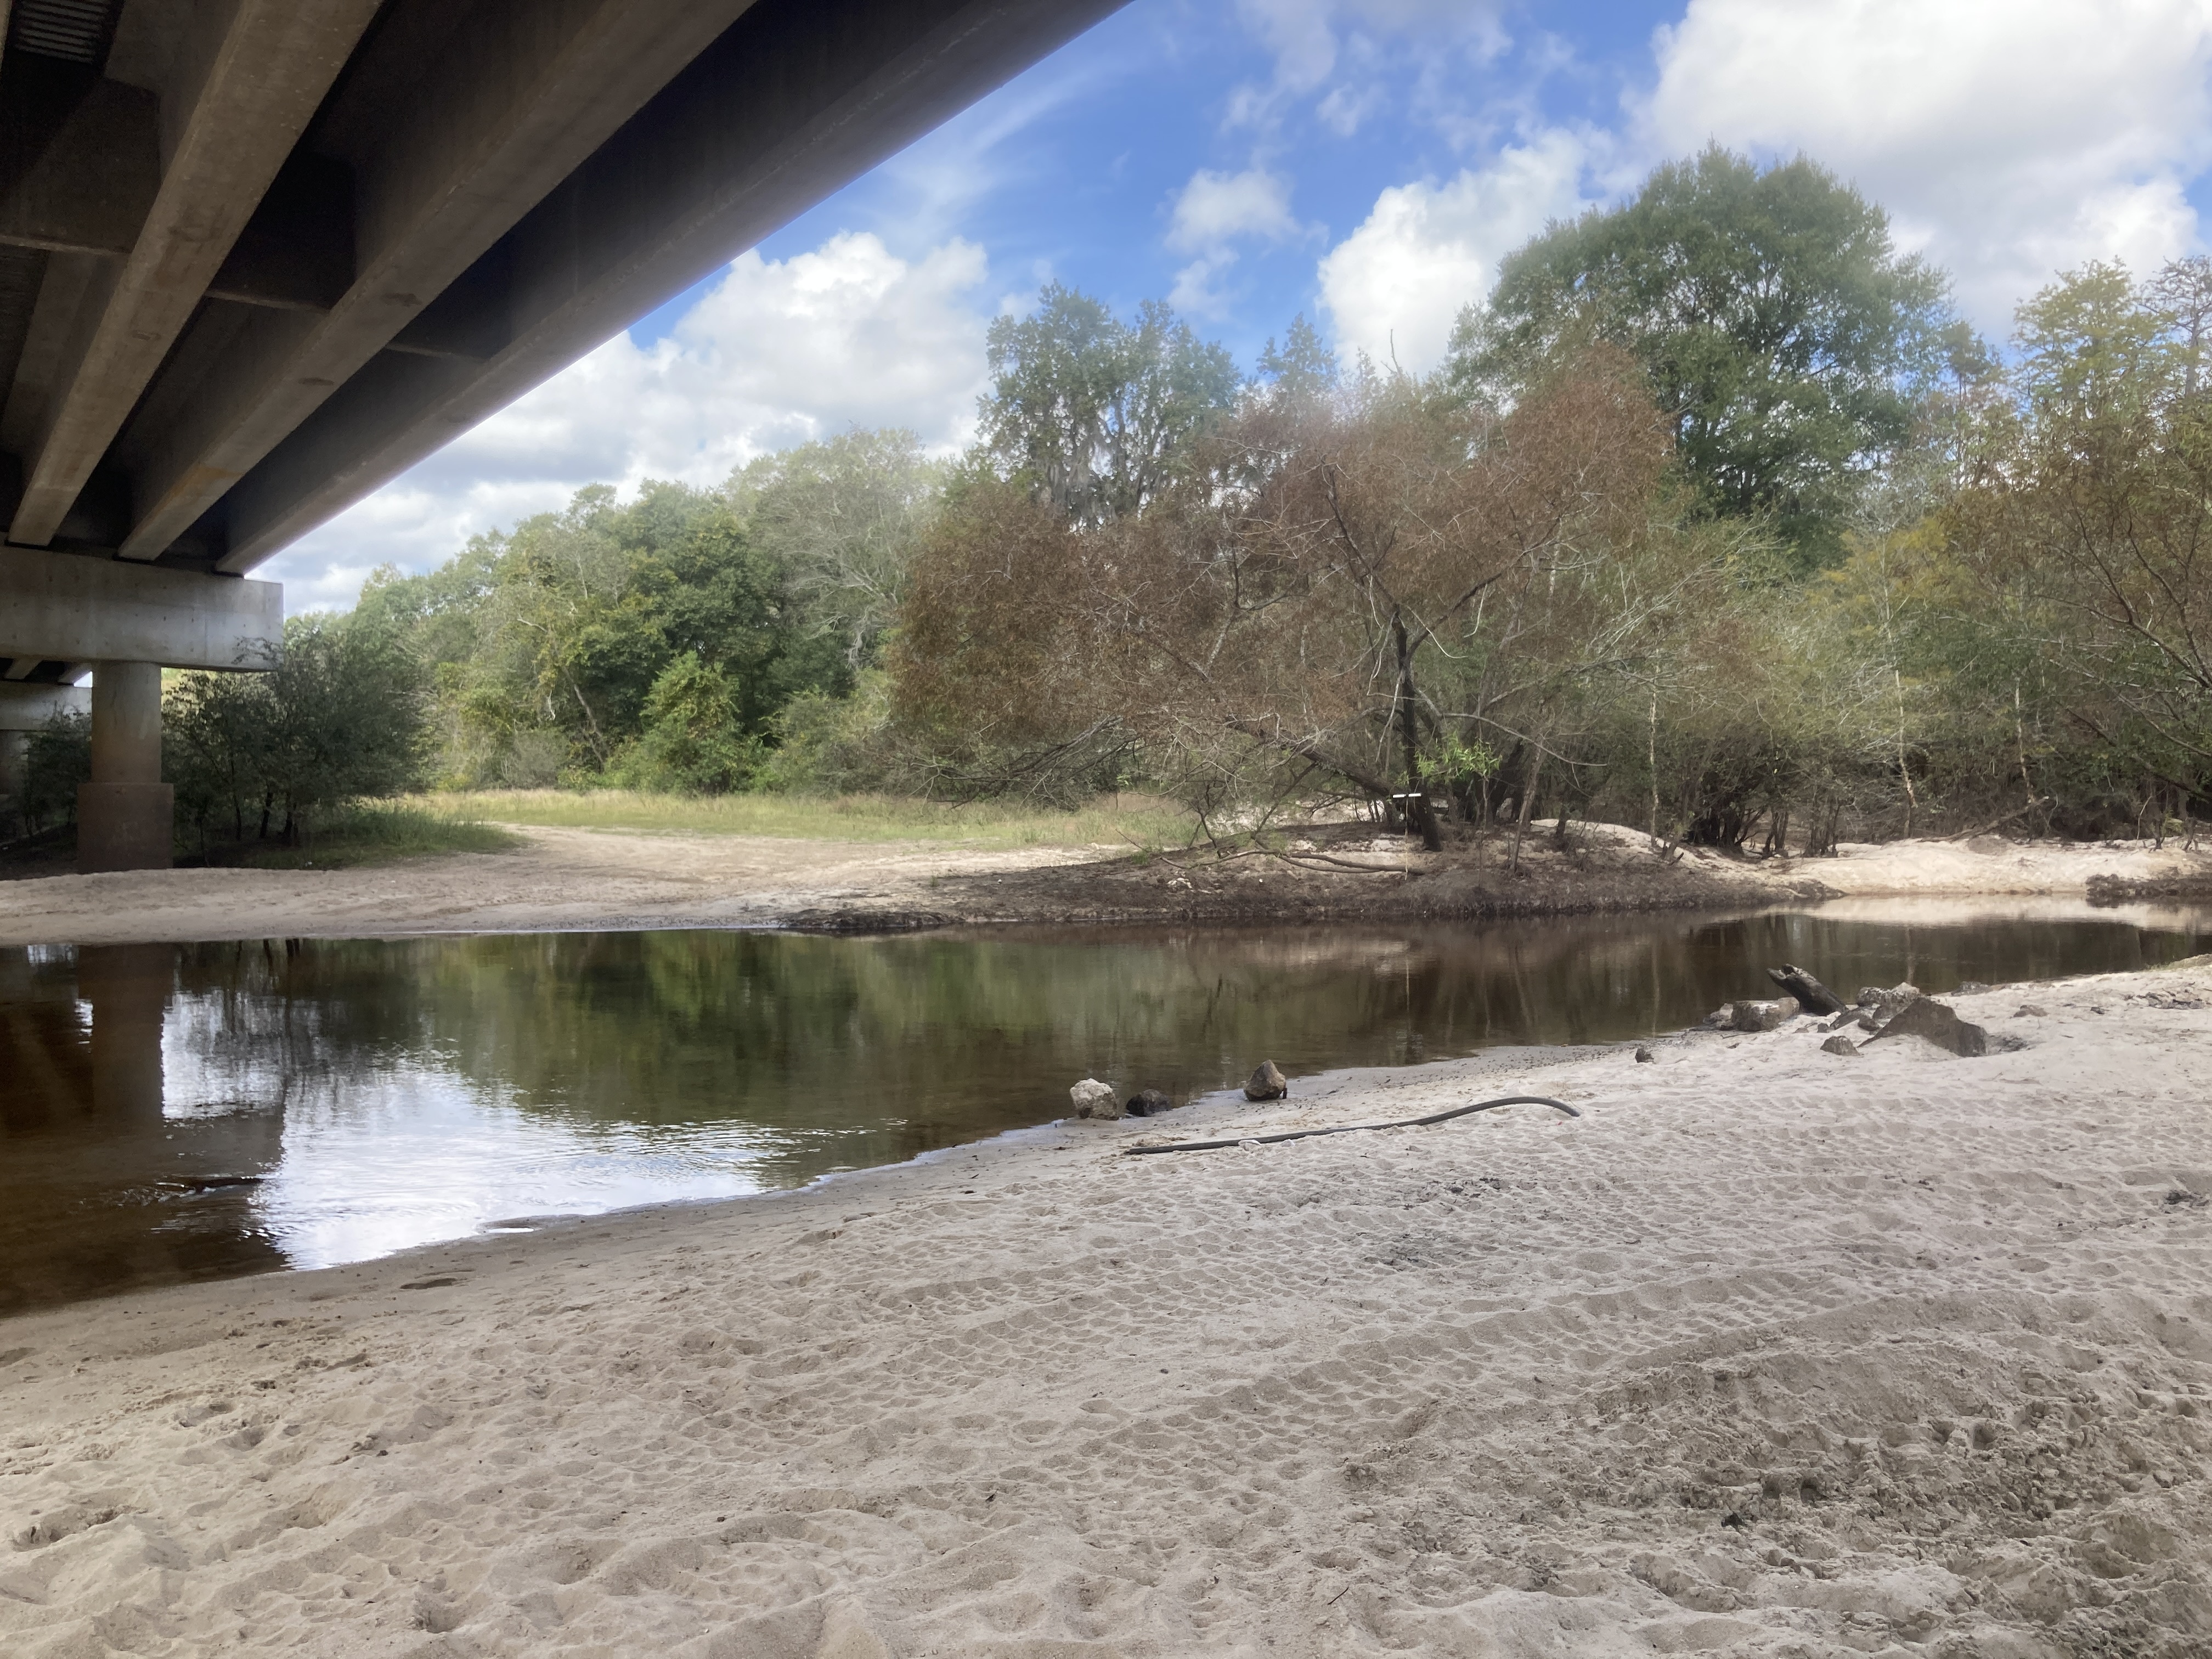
[0, 825, 1099, 946]
[3, 962, 2209, 1656]
[2, 821, 2209, 944]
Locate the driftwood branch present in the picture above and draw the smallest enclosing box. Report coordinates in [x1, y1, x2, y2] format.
[1943, 796, 2052, 841]
[1764, 963, 1847, 1015]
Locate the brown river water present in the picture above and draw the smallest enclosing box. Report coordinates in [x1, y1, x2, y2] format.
[3, 905, 2205, 1314]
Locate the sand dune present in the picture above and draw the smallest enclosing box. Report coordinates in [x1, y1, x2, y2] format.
[2, 964, 2209, 1656]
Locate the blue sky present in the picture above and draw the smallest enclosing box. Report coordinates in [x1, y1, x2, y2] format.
[273, 0, 2212, 610]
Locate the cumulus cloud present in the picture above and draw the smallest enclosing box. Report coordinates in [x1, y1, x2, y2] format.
[1640, 0, 2212, 328]
[1165, 166, 1310, 319]
[268, 233, 993, 611]
[1316, 129, 1591, 372]
[1169, 167, 1302, 252]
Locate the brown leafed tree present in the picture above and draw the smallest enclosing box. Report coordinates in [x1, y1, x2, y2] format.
[893, 354, 1670, 838]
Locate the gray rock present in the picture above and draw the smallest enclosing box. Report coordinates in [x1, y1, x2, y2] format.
[2014, 1003, 2050, 1018]
[1069, 1078, 1123, 1119]
[1820, 1034, 1860, 1057]
[1634, 1046, 1656, 1063]
[1866, 997, 1989, 1057]
[1727, 996, 1800, 1032]
[1858, 981, 1922, 1013]
[1243, 1060, 1289, 1101]
[1124, 1088, 1174, 1117]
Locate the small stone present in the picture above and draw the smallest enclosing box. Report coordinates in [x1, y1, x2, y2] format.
[1243, 1060, 1288, 1101]
[1633, 1046, 1656, 1064]
[1866, 997, 1989, 1058]
[1820, 1034, 1859, 1057]
[2014, 1003, 2049, 1018]
[1124, 1088, 1174, 1117]
[1069, 1078, 1122, 1119]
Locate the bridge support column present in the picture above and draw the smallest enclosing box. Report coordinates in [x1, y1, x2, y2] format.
[78, 662, 172, 873]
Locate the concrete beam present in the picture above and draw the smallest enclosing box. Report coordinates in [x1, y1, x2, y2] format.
[0, 75, 162, 257]
[116, 0, 756, 562]
[0, 545, 280, 670]
[208, 0, 1126, 574]
[5, 0, 382, 548]
[0, 679, 87, 728]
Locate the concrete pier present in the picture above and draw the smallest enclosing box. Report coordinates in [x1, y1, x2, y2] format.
[78, 661, 170, 872]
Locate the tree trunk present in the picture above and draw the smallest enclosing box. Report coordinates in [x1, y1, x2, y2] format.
[1509, 744, 1546, 872]
[1391, 612, 1441, 851]
[1647, 691, 1660, 845]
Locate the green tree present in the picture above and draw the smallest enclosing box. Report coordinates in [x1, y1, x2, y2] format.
[12, 708, 91, 837]
[1448, 146, 1955, 566]
[365, 479, 845, 787]
[725, 428, 943, 672]
[980, 284, 1239, 526]
[166, 611, 428, 847]
[1943, 259, 2212, 830]
[614, 652, 762, 794]
[1255, 313, 1340, 407]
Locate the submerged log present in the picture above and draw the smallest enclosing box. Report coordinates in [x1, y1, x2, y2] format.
[1765, 963, 1847, 1015]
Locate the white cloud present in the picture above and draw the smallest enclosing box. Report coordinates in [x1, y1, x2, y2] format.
[1164, 166, 1312, 320]
[1229, 0, 1508, 134]
[269, 233, 993, 611]
[1641, 0, 2212, 329]
[1316, 130, 1591, 372]
[1169, 167, 1302, 252]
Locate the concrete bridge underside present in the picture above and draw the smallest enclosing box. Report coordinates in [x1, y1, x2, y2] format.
[0, 0, 1121, 868]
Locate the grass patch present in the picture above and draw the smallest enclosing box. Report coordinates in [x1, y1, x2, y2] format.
[235, 802, 523, 869]
[431, 788, 1199, 851]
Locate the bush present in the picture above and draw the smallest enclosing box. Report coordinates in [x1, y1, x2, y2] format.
[7, 709, 90, 839]
[607, 652, 763, 794]
[167, 611, 428, 853]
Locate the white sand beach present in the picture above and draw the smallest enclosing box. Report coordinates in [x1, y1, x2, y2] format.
[3, 963, 2210, 1657]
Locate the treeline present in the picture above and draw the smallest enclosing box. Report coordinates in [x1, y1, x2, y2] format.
[15, 146, 2204, 856]
[893, 148, 2211, 848]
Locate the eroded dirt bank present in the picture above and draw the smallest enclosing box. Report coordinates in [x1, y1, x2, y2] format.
[2, 819, 2208, 944]
[1, 964, 2208, 1655]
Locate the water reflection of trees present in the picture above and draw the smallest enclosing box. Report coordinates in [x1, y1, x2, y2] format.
[167, 908, 2192, 1188]
[3, 910, 2199, 1311]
